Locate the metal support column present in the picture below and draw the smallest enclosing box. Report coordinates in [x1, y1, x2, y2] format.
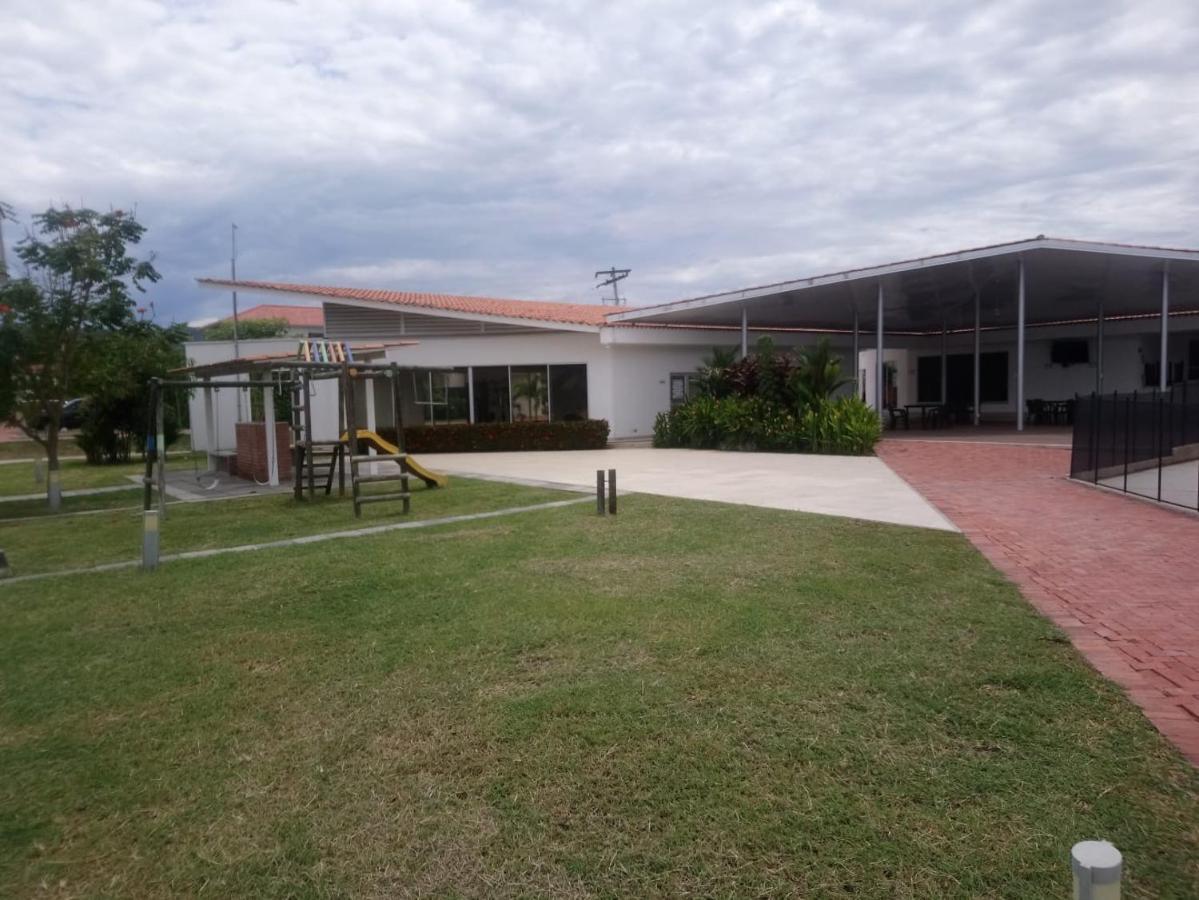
[852, 308, 860, 399]
[940, 320, 948, 404]
[972, 288, 981, 425]
[263, 378, 279, 487]
[1096, 297, 1105, 395]
[875, 282, 885, 416]
[1016, 258, 1026, 432]
[1160, 265, 1170, 390]
[467, 366, 475, 424]
[203, 379, 217, 470]
[740, 306, 749, 359]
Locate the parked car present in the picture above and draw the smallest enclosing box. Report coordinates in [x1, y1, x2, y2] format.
[34, 398, 85, 430]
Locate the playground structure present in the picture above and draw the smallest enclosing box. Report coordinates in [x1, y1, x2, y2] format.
[143, 340, 448, 527]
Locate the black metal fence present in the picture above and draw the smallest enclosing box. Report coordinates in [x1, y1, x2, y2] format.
[1070, 383, 1199, 511]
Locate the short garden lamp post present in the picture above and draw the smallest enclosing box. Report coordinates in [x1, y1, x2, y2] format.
[1071, 840, 1121, 900]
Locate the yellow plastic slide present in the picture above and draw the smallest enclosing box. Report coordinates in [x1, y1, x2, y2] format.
[341, 429, 449, 489]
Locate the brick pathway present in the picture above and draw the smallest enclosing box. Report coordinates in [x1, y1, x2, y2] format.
[877, 439, 1199, 765]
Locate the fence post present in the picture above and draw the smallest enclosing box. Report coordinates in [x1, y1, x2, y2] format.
[1070, 840, 1121, 900]
[1091, 391, 1100, 484]
[596, 470, 606, 516]
[608, 468, 617, 515]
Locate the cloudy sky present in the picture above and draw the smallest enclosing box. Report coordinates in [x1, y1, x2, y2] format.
[3, 0, 1198, 322]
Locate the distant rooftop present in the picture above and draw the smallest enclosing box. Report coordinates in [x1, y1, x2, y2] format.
[218, 303, 324, 328]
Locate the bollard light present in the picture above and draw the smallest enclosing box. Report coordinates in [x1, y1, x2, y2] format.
[1072, 840, 1121, 900]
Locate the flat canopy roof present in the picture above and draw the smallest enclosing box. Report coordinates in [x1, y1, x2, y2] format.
[610, 237, 1199, 334]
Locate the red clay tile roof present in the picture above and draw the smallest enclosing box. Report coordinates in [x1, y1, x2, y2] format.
[199, 279, 619, 327]
[219, 303, 324, 328]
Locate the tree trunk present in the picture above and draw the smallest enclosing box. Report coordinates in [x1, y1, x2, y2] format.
[45, 413, 61, 511]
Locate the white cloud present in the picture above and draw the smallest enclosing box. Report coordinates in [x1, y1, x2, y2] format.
[2, 0, 1197, 321]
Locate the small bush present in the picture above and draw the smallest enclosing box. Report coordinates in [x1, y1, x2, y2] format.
[653, 395, 879, 455]
[378, 419, 610, 453]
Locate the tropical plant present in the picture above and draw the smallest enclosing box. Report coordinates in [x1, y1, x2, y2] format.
[790, 337, 851, 410]
[693, 346, 739, 398]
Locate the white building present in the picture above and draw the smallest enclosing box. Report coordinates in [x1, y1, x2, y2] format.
[187, 237, 1199, 455]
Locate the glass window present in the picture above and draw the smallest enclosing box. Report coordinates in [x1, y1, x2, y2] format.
[510, 366, 549, 422]
[549, 364, 588, 421]
[445, 368, 469, 423]
[472, 366, 510, 423]
[669, 372, 698, 409]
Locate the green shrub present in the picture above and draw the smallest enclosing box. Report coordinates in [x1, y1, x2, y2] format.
[378, 419, 609, 453]
[654, 394, 879, 456]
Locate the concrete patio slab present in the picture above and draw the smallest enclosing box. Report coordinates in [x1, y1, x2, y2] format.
[416, 448, 956, 531]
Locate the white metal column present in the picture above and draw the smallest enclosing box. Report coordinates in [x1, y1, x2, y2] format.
[203, 380, 217, 470]
[1096, 298, 1105, 395]
[1016, 258, 1026, 432]
[467, 366, 475, 424]
[851, 308, 860, 400]
[740, 307, 748, 358]
[972, 289, 981, 426]
[1160, 265, 1170, 390]
[940, 321, 947, 403]
[365, 378, 378, 474]
[875, 282, 884, 415]
[263, 381, 279, 487]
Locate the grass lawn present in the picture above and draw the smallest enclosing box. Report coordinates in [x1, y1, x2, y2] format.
[0, 494, 1196, 898]
[0, 458, 148, 496]
[0, 437, 79, 461]
[0, 477, 574, 577]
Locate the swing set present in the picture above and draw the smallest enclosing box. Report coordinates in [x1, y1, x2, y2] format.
[142, 340, 448, 527]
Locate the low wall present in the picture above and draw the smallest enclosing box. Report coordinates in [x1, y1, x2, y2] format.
[235, 422, 293, 483]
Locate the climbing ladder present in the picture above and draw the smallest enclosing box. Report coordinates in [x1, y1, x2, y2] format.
[290, 374, 346, 499]
[343, 364, 411, 518]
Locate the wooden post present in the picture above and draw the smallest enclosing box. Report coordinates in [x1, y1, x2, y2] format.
[390, 363, 406, 452]
[345, 365, 362, 518]
[607, 468, 617, 515]
[303, 371, 315, 499]
[596, 469, 606, 516]
[291, 377, 304, 501]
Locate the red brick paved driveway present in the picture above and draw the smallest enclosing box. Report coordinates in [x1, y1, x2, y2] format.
[878, 438, 1199, 765]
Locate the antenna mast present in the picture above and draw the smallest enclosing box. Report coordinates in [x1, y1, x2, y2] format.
[231, 223, 243, 420]
[595, 267, 631, 306]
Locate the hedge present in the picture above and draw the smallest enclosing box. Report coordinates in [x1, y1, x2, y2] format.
[378, 419, 610, 453]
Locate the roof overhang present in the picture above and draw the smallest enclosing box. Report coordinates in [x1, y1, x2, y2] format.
[609, 237, 1199, 334]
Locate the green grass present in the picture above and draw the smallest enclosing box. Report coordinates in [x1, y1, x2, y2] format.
[0, 494, 1196, 898]
[0, 437, 79, 461]
[0, 478, 573, 576]
[0, 458, 147, 496]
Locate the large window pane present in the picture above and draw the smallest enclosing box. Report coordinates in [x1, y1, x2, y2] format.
[472, 366, 510, 423]
[510, 366, 549, 422]
[550, 364, 588, 420]
[445, 368, 470, 423]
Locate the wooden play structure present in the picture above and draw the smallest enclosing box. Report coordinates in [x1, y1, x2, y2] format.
[146, 340, 448, 522]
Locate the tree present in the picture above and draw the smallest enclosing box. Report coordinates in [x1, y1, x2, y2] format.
[75, 322, 188, 464]
[202, 317, 291, 341]
[0, 206, 160, 508]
